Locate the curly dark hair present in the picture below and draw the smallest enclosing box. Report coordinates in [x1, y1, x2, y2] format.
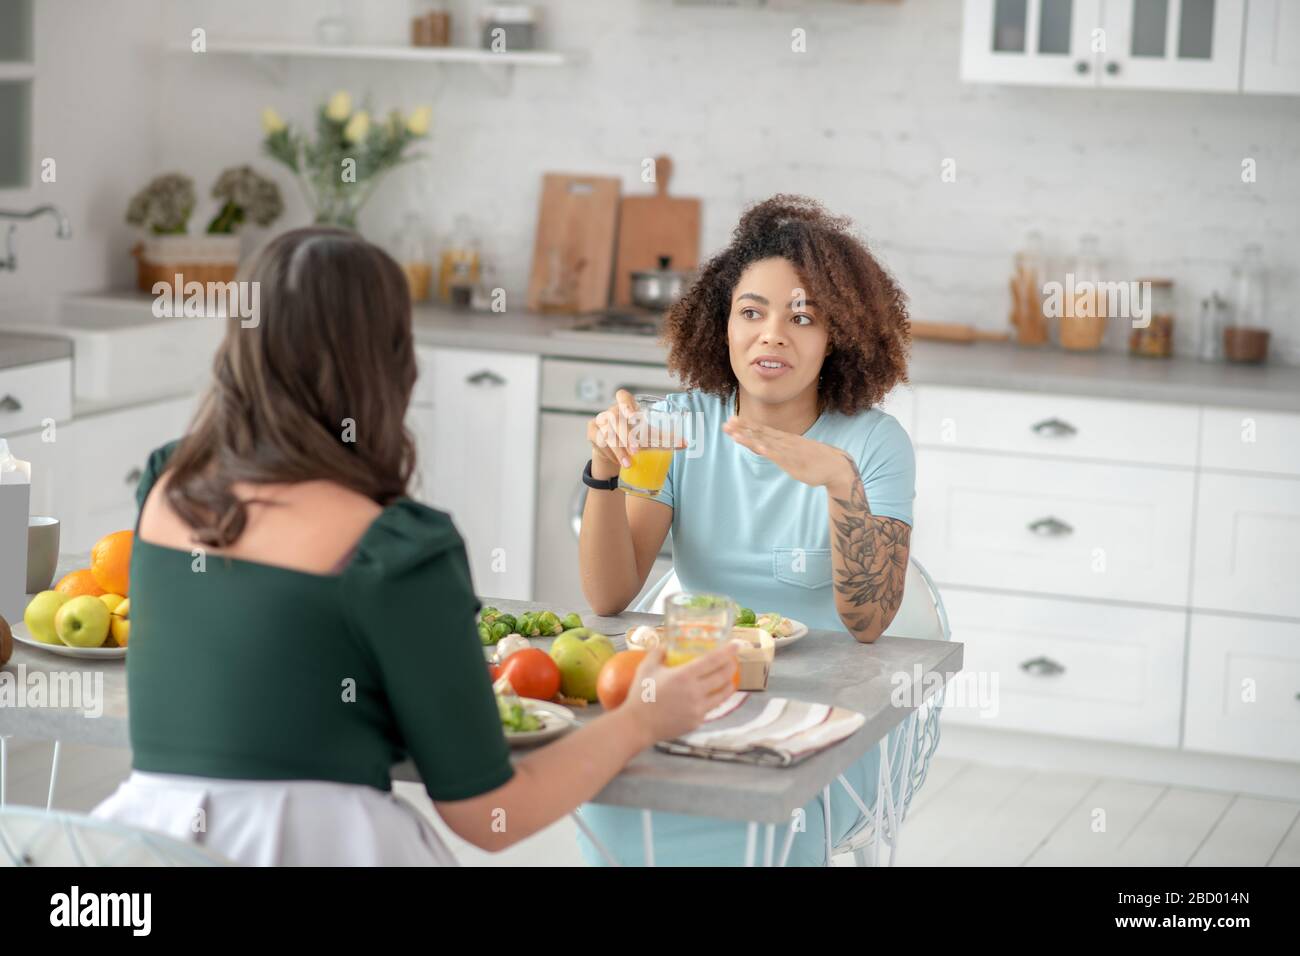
[663, 194, 910, 415]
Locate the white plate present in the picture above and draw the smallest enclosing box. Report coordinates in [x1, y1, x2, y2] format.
[503, 699, 577, 747]
[10, 621, 127, 660]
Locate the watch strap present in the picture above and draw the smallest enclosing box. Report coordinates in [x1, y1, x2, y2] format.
[583, 459, 621, 491]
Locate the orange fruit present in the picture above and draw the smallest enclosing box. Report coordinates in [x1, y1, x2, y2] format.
[91, 530, 134, 596]
[54, 568, 105, 599]
[596, 650, 647, 710]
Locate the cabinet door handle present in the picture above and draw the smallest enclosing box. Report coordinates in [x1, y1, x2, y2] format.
[1074, 59, 1091, 74]
[1028, 516, 1074, 537]
[1105, 61, 1120, 76]
[125, 467, 143, 485]
[1031, 417, 1077, 438]
[466, 369, 506, 387]
[1020, 656, 1066, 677]
[0, 394, 22, 412]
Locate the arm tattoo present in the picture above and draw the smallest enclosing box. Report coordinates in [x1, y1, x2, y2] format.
[829, 452, 911, 635]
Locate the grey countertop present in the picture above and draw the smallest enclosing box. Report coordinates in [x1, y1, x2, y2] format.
[1, 559, 961, 826]
[9, 292, 1298, 413]
[0, 332, 73, 371]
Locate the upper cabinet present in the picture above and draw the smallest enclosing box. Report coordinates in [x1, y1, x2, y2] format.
[961, 0, 1102, 87]
[1242, 0, 1300, 93]
[962, 0, 1289, 94]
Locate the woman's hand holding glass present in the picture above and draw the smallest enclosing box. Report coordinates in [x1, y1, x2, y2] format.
[616, 642, 740, 744]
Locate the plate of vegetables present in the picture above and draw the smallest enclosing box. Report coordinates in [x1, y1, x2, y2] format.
[496, 691, 576, 747]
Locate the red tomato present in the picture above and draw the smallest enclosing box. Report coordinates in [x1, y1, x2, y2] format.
[497, 648, 561, 700]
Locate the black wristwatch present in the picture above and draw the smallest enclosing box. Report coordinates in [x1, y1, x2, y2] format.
[582, 459, 620, 491]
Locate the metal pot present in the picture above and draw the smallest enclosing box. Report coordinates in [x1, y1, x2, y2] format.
[630, 256, 694, 311]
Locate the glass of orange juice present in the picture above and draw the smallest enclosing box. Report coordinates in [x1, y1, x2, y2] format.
[663, 592, 737, 668]
[619, 394, 682, 497]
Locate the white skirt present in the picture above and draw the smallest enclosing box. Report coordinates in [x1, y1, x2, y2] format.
[92, 771, 459, 866]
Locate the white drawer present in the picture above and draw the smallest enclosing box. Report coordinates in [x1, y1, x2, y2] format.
[914, 448, 1195, 606]
[0, 359, 73, 436]
[1192, 472, 1300, 619]
[914, 385, 1199, 466]
[939, 589, 1185, 747]
[1185, 613, 1300, 764]
[1200, 407, 1300, 477]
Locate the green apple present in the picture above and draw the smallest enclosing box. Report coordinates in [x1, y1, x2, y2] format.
[54, 595, 111, 648]
[24, 590, 70, 645]
[549, 628, 616, 701]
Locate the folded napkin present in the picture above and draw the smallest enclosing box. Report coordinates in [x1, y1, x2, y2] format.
[656, 695, 865, 768]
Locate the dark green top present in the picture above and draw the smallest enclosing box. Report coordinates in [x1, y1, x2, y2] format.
[126, 442, 515, 802]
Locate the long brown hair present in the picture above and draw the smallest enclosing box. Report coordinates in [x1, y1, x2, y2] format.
[165, 227, 418, 547]
[663, 194, 910, 415]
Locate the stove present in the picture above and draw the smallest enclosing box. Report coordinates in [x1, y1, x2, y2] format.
[550, 310, 663, 340]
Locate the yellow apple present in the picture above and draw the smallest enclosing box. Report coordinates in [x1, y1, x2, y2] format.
[24, 590, 70, 644]
[54, 595, 111, 648]
[110, 598, 130, 648]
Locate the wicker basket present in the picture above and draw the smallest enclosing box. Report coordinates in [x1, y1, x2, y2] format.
[132, 236, 241, 292]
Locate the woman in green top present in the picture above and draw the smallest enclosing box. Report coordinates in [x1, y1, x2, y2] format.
[92, 227, 737, 866]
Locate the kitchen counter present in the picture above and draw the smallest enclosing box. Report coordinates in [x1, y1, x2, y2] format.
[410, 302, 1300, 412]
[0, 331, 73, 370]
[2, 558, 961, 829]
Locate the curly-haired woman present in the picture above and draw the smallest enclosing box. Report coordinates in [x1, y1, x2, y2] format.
[577, 195, 915, 865]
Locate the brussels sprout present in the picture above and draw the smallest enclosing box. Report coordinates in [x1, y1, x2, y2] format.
[736, 607, 756, 627]
[516, 612, 538, 637]
[535, 610, 564, 636]
[480, 606, 500, 624]
[496, 613, 517, 634]
[478, 621, 494, 645]
[490, 621, 511, 642]
[561, 612, 583, 631]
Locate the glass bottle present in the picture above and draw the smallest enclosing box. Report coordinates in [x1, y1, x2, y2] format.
[1010, 230, 1049, 347]
[391, 212, 432, 302]
[1224, 244, 1270, 363]
[1058, 234, 1107, 352]
[438, 215, 481, 304]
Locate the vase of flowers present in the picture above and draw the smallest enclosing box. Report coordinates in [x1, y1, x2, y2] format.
[261, 91, 431, 230]
[126, 168, 283, 292]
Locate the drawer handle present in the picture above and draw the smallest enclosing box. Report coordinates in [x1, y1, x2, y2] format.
[1031, 417, 1076, 438]
[1028, 516, 1074, 537]
[125, 467, 143, 485]
[466, 370, 506, 387]
[0, 394, 21, 412]
[1020, 656, 1066, 677]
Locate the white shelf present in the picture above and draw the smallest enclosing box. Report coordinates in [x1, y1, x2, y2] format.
[172, 40, 577, 68]
[0, 62, 35, 81]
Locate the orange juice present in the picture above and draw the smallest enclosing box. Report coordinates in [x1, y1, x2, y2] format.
[619, 447, 673, 496]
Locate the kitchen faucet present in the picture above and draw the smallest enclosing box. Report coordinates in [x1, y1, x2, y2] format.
[0, 205, 72, 271]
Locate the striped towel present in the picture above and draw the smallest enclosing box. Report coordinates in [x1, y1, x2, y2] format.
[655, 694, 865, 767]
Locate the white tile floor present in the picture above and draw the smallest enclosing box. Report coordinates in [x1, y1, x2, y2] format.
[3, 739, 1297, 866]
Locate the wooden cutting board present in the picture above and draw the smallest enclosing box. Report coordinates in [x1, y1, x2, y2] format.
[611, 155, 701, 308]
[527, 173, 621, 314]
[911, 321, 1010, 343]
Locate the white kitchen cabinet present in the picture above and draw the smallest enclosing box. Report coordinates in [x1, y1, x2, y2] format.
[915, 385, 1199, 466]
[1191, 471, 1300, 619]
[422, 348, 540, 602]
[962, 0, 1103, 87]
[1184, 613, 1300, 763]
[940, 588, 1186, 747]
[1242, 0, 1300, 93]
[0, 358, 72, 435]
[1200, 406, 1300, 476]
[963, 0, 1251, 93]
[914, 447, 1196, 606]
[1098, 0, 1246, 92]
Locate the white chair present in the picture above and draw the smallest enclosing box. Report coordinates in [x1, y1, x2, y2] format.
[0, 805, 232, 866]
[633, 556, 951, 867]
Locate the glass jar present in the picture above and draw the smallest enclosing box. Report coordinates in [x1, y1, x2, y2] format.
[1224, 244, 1270, 363]
[391, 212, 432, 302]
[1197, 292, 1227, 362]
[1058, 234, 1107, 352]
[411, 0, 451, 47]
[438, 215, 481, 304]
[1009, 230, 1049, 347]
[1128, 278, 1174, 358]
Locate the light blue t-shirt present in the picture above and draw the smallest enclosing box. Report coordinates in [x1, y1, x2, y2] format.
[577, 389, 916, 866]
[656, 389, 915, 628]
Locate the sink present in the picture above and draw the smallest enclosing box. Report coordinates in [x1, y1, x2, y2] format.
[10, 292, 224, 406]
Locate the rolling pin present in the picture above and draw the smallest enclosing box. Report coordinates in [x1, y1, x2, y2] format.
[911, 321, 1010, 344]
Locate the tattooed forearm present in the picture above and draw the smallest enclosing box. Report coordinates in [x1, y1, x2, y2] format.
[828, 452, 911, 641]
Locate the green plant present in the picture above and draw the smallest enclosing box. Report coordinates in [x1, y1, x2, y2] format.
[206, 165, 284, 234]
[125, 173, 195, 235]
